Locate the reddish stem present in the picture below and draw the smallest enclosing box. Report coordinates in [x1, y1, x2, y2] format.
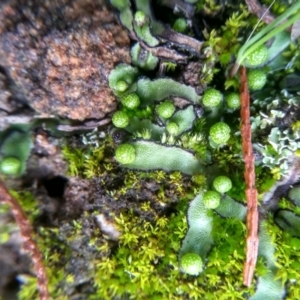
[0, 180, 49, 300]
[239, 67, 259, 287]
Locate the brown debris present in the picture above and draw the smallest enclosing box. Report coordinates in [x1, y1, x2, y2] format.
[181, 61, 203, 90]
[0, 0, 131, 121]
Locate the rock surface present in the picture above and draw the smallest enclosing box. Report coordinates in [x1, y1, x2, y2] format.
[0, 0, 130, 120]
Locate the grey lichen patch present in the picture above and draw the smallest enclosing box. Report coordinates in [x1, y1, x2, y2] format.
[0, 0, 131, 121]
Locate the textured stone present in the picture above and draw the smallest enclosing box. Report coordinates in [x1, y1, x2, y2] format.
[0, 0, 130, 120]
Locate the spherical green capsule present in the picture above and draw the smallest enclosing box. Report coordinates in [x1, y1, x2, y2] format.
[203, 190, 221, 209]
[226, 93, 240, 109]
[115, 144, 136, 164]
[245, 44, 268, 67]
[213, 176, 232, 193]
[248, 69, 267, 91]
[156, 100, 175, 119]
[121, 93, 140, 109]
[173, 18, 187, 33]
[209, 122, 231, 145]
[166, 122, 179, 135]
[0, 157, 21, 175]
[135, 11, 147, 26]
[202, 88, 222, 108]
[115, 80, 128, 92]
[180, 253, 203, 275]
[112, 111, 129, 128]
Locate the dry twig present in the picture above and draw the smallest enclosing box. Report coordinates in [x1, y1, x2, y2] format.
[239, 67, 259, 287]
[0, 180, 49, 300]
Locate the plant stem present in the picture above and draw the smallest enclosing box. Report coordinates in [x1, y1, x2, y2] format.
[234, 1, 300, 71]
[0, 181, 49, 300]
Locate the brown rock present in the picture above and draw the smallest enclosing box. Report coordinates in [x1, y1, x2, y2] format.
[0, 0, 130, 121]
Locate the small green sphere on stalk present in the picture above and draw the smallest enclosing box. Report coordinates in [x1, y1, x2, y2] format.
[202, 89, 222, 108]
[0, 157, 21, 175]
[209, 122, 231, 145]
[156, 101, 176, 119]
[115, 144, 136, 164]
[248, 69, 267, 91]
[226, 93, 240, 109]
[112, 111, 129, 128]
[203, 190, 221, 209]
[213, 176, 232, 193]
[121, 93, 140, 109]
[180, 253, 203, 275]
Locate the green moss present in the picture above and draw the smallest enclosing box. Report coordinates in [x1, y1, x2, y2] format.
[91, 205, 189, 299]
[9, 190, 40, 222]
[62, 137, 114, 178]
